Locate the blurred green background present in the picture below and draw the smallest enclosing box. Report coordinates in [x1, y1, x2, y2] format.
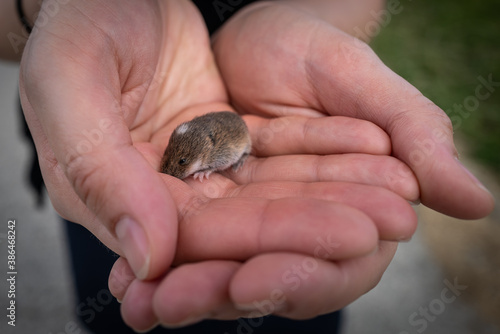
[371, 0, 500, 175]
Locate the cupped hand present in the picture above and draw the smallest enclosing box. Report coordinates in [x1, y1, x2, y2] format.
[108, 114, 417, 331]
[109, 121, 417, 331]
[108, 110, 418, 331]
[19, 0, 420, 331]
[111, 241, 398, 331]
[20, 0, 220, 280]
[212, 1, 495, 219]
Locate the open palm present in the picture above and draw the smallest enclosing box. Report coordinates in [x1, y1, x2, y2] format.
[20, 0, 420, 331]
[213, 2, 494, 220]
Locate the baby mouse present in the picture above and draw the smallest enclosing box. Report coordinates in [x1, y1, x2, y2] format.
[160, 111, 252, 181]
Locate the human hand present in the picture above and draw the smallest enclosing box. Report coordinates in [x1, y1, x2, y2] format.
[19, 0, 362, 282]
[108, 111, 419, 330]
[107, 107, 420, 331]
[110, 241, 398, 331]
[107, 112, 418, 331]
[19, 0, 418, 330]
[20, 0, 217, 280]
[212, 1, 495, 219]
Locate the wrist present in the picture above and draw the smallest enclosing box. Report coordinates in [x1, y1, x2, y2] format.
[20, 0, 43, 32]
[279, 0, 387, 42]
[0, 0, 42, 61]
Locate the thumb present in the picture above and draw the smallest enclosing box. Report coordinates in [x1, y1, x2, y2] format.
[20, 46, 177, 281]
[309, 36, 494, 219]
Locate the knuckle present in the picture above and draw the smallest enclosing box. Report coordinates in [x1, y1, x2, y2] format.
[64, 150, 109, 215]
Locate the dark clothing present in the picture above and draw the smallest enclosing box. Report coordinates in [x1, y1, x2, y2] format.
[194, 0, 259, 34]
[21, 1, 342, 333]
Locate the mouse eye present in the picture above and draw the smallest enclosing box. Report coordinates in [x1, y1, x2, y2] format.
[179, 158, 187, 166]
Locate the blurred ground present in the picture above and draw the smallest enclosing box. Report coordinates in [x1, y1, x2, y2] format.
[0, 62, 84, 333]
[371, 0, 500, 173]
[418, 156, 500, 330]
[1, 58, 499, 334]
[344, 155, 500, 334]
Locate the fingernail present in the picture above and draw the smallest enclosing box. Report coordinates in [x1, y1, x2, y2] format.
[397, 235, 412, 242]
[116, 217, 150, 280]
[455, 157, 492, 195]
[409, 199, 421, 206]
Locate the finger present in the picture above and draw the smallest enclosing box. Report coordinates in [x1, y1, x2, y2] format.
[228, 153, 419, 201]
[121, 277, 161, 332]
[168, 184, 379, 263]
[116, 244, 396, 328]
[229, 242, 397, 319]
[232, 181, 417, 241]
[115, 260, 246, 330]
[306, 34, 495, 219]
[183, 172, 417, 242]
[20, 30, 177, 279]
[108, 257, 136, 302]
[153, 261, 242, 327]
[244, 115, 391, 156]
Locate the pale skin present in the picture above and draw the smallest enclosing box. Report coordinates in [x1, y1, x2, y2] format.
[0, 0, 493, 331]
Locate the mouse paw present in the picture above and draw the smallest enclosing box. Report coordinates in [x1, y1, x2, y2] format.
[193, 170, 213, 182]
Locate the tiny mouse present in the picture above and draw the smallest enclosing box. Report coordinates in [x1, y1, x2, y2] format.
[160, 111, 252, 181]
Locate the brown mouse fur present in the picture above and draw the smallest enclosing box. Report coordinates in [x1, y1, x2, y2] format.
[160, 111, 251, 181]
